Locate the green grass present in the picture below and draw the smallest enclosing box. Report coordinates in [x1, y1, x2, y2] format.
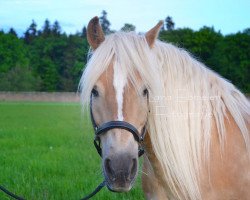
[0, 102, 144, 200]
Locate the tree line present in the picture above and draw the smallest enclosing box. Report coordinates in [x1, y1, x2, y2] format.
[0, 11, 249, 92]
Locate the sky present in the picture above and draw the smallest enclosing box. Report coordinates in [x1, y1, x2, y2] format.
[0, 0, 250, 36]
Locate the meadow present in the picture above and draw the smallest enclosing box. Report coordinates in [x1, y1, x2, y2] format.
[0, 102, 144, 200]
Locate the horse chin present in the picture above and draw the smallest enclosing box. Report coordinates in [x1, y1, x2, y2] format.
[104, 173, 137, 193]
[106, 180, 134, 193]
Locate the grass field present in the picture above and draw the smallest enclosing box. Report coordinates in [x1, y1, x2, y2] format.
[0, 102, 144, 200]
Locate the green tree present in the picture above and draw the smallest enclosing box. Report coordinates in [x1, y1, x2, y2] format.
[190, 26, 222, 65]
[0, 17, 249, 93]
[24, 20, 37, 44]
[243, 28, 250, 35]
[8, 28, 17, 37]
[27, 34, 68, 91]
[165, 16, 175, 31]
[0, 66, 41, 91]
[52, 20, 61, 36]
[99, 10, 111, 34]
[60, 35, 88, 91]
[0, 32, 29, 72]
[42, 19, 52, 37]
[81, 26, 87, 38]
[160, 28, 195, 49]
[42, 57, 58, 91]
[121, 23, 136, 32]
[160, 27, 222, 67]
[210, 32, 250, 92]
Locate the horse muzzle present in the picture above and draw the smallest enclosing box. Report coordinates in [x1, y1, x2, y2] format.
[103, 153, 138, 192]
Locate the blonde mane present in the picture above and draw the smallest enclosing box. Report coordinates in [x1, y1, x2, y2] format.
[79, 32, 250, 199]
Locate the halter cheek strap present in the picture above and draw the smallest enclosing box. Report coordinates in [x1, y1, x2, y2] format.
[90, 97, 147, 157]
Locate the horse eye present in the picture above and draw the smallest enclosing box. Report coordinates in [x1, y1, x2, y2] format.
[91, 88, 99, 97]
[143, 88, 148, 97]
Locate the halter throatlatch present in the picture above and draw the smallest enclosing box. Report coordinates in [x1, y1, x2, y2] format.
[90, 97, 147, 157]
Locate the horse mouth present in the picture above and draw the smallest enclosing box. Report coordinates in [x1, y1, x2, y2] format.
[106, 183, 132, 193]
[103, 169, 138, 193]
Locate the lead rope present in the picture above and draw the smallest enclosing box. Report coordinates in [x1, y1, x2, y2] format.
[0, 185, 25, 200]
[80, 180, 106, 200]
[1, 181, 106, 200]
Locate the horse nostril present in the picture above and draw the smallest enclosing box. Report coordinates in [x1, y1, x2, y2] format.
[104, 156, 138, 183]
[104, 158, 115, 180]
[129, 158, 137, 180]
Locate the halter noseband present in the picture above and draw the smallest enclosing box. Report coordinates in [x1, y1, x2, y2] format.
[90, 97, 147, 157]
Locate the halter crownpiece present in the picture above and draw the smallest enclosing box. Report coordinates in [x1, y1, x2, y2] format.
[90, 97, 147, 157]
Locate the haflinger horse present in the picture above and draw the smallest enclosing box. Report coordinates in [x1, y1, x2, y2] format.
[79, 17, 250, 200]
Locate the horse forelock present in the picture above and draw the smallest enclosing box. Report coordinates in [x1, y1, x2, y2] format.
[79, 32, 160, 106]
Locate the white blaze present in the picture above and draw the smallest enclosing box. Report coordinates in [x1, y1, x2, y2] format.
[113, 65, 127, 121]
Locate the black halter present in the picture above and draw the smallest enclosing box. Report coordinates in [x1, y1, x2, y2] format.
[90, 97, 147, 157]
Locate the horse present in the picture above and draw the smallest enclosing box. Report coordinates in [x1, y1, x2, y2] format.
[79, 17, 250, 200]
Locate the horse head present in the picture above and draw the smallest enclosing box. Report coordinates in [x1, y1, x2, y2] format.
[84, 16, 162, 192]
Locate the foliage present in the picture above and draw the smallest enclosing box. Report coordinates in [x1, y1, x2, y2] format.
[164, 16, 175, 31]
[24, 19, 37, 44]
[0, 32, 29, 73]
[121, 23, 136, 32]
[99, 10, 111, 34]
[8, 28, 17, 37]
[0, 66, 41, 91]
[210, 32, 250, 92]
[24, 20, 88, 91]
[0, 12, 249, 92]
[160, 25, 250, 92]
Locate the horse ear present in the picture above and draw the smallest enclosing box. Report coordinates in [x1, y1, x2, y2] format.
[87, 16, 105, 50]
[145, 20, 164, 48]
